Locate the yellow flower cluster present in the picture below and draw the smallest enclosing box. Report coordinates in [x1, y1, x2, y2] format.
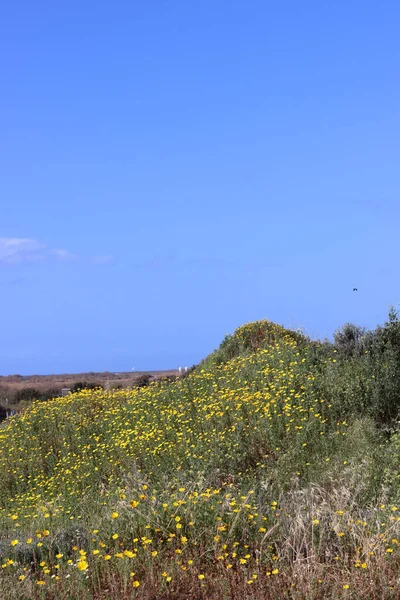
[0, 320, 399, 596]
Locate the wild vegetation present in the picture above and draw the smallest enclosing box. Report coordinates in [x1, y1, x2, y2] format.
[2, 314, 400, 598]
[0, 371, 177, 418]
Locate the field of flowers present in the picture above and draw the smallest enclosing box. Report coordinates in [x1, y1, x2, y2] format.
[1, 320, 400, 599]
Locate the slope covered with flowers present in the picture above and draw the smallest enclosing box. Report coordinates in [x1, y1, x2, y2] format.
[1, 321, 400, 599]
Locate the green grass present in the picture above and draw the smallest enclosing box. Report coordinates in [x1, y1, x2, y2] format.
[1, 319, 400, 599]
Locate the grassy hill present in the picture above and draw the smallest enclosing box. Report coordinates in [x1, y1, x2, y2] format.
[0, 370, 178, 416]
[1, 318, 400, 599]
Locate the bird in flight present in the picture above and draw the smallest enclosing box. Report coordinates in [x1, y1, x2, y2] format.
[353, 288, 358, 292]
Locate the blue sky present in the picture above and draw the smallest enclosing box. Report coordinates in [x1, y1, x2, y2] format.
[1, 1, 400, 374]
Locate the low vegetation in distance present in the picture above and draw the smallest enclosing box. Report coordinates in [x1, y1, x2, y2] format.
[0, 370, 180, 418]
[2, 311, 400, 598]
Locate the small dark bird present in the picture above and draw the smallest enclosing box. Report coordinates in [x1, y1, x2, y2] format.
[353, 288, 358, 292]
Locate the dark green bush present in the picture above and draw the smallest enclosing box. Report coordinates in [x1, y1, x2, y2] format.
[322, 307, 400, 426]
[0, 405, 7, 422]
[13, 387, 42, 403]
[334, 323, 367, 357]
[135, 374, 151, 388]
[70, 381, 102, 393]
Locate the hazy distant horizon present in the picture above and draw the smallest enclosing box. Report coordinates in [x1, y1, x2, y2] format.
[2, 1, 399, 373]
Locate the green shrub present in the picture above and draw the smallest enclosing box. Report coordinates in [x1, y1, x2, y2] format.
[70, 381, 102, 393]
[206, 320, 308, 367]
[13, 387, 41, 403]
[334, 323, 367, 357]
[319, 308, 400, 426]
[134, 374, 151, 388]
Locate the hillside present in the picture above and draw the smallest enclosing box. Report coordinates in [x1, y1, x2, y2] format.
[0, 370, 178, 416]
[1, 318, 400, 599]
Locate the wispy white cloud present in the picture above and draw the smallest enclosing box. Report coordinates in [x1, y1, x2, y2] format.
[0, 238, 46, 265]
[50, 248, 79, 261]
[0, 238, 113, 267]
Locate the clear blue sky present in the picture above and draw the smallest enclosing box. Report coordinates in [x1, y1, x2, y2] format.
[1, 1, 400, 375]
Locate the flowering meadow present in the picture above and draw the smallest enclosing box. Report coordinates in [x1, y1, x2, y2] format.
[2, 320, 400, 599]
